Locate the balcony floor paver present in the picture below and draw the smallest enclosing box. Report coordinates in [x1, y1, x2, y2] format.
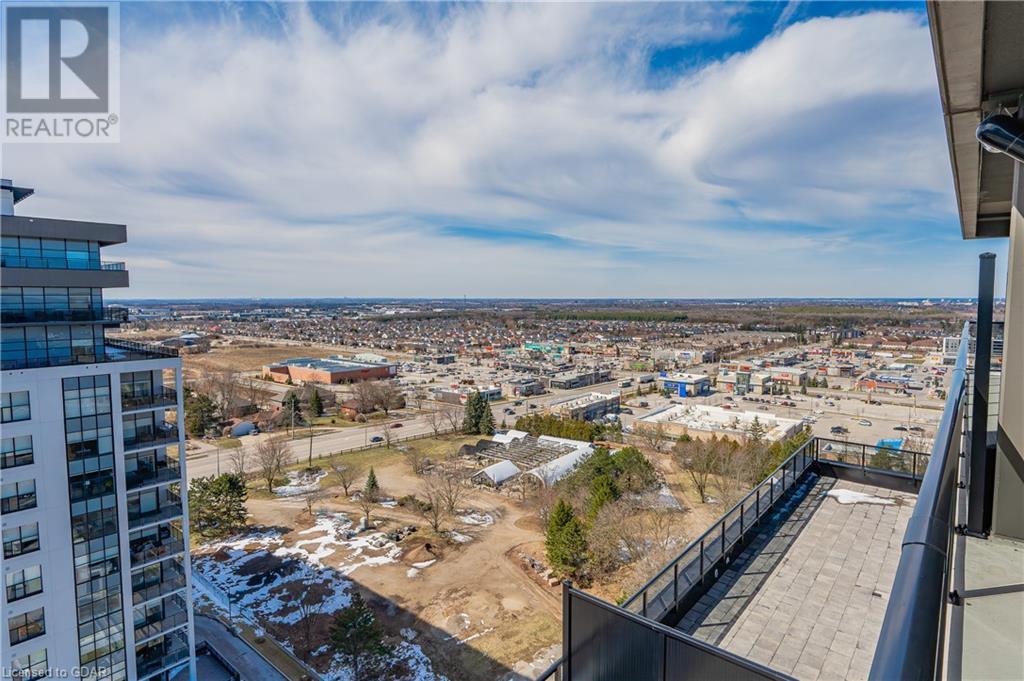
[705, 480, 916, 681]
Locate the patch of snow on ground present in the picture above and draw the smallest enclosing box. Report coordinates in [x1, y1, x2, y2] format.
[401, 628, 418, 641]
[458, 511, 494, 526]
[275, 469, 328, 496]
[826, 489, 895, 506]
[411, 559, 436, 569]
[379, 499, 398, 508]
[448, 531, 472, 543]
[320, 641, 446, 681]
[406, 567, 421, 578]
[656, 483, 682, 509]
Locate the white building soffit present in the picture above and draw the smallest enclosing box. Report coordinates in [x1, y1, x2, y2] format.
[928, 1, 1024, 240]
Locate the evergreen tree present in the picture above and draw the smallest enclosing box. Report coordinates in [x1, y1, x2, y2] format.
[462, 392, 483, 434]
[329, 592, 390, 681]
[546, 499, 588, 578]
[188, 474, 248, 539]
[283, 391, 301, 430]
[364, 467, 380, 499]
[587, 474, 620, 519]
[478, 404, 495, 435]
[184, 390, 217, 437]
[747, 416, 768, 443]
[309, 389, 323, 417]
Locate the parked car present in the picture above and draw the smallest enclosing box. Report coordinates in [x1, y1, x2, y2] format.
[724, 396, 734, 402]
[830, 425, 848, 434]
[894, 425, 908, 431]
[514, 400, 523, 406]
[910, 425, 925, 433]
[391, 422, 403, 428]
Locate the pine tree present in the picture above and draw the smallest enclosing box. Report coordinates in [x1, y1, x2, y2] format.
[546, 499, 588, 578]
[329, 592, 390, 681]
[747, 416, 768, 443]
[309, 389, 323, 417]
[364, 467, 380, 499]
[586, 474, 619, 519]
[478, 404, 495, 435]
[462, 392, 482, 434]
[188, 474, 248, 539]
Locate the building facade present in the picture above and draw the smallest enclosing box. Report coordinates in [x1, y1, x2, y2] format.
[263, 356, 398, 384]
[1, 181, 195, 680]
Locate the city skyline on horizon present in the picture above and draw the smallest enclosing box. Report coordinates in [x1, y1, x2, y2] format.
[3, 1, 1011, 299]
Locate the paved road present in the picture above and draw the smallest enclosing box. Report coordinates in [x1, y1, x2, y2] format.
[184, 380, 630, 480]
[194, 614, 288, 681]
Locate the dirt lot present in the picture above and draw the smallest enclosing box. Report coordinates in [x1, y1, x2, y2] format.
[228, 436, 563, 679]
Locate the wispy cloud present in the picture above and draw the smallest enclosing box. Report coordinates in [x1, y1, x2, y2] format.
[4, 2, 999, 298]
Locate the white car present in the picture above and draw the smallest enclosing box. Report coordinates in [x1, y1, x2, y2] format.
[858, 419, 873, 426]
[813, 409, 825, 415]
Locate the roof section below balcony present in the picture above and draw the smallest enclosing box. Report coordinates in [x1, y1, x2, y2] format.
[1, 214, 127, 245]
[928, 1, 1024, 240]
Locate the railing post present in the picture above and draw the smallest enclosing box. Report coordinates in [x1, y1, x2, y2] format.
[673, 563, 678, 613]
[699, 539, 704, 579]
[721, 520, 726, 555]
[740, 501, 744, 537]
[642, 589, 648, 619]
[756, 487, 760, 521]
[861, 445, 866, 473]
[967, 252, 997, 537]
[562, 582, 571, 681]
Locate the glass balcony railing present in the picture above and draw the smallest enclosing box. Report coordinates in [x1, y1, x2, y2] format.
[123, 423, 179, 451]
[1, 308, 127, 324]
[132, 566, 187, 605]
[128, 489, 183, 530]
[129, 523, 185, 567]
[126, 457, 181, 491]
[0, 255, 125, 271]
[134, 595, 189, 643]
[135, 630, 190, 678]
[0, 339, 178, 371]
[122, 387, 178, 412]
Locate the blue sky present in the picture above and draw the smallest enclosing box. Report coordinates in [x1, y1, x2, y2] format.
[3, 1, 1008, 298]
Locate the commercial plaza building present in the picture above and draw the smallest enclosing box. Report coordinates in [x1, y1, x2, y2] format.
[547, 392, 620, 422]
[538, 4, 1024, 679]
[263, 355, 398, 384]
[1, 181, 194, 680]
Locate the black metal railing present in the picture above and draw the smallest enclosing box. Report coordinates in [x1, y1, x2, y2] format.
[563, 587, 791, 681]
[133, 567, 187, 605]
[134, 596, 190, 643]
[869, 321, 971, 681]
[621, 438, 816, 621]
[135, 631, 190, 678]
[813, 438, 931, 483]
[105, 338, 179, 359]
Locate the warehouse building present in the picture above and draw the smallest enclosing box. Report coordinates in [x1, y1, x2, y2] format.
[545, 368, 612, 390]
[263, 356, 398, 384]
[657, 372, 712, 397]
[547, 392, 620, 421]
[636, 404, 802, 444]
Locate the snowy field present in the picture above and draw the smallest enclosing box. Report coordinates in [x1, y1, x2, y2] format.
[192, 511, 448, 680]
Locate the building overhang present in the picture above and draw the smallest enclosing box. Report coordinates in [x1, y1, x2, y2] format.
[928, 1, 1024, 240]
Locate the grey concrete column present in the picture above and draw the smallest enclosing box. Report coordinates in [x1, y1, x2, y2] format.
[993, 159, 1024, 540]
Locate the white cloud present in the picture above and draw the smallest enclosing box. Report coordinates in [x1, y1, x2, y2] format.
[1, 3, 980, 298]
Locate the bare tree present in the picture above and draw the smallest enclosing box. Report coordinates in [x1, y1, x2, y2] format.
[242, 377, 272, 413]
[712, 445, 753, 507]
[373, 381, 404, 417]
[405, 447, 427, 475]
[380, 425, 394, 449]
[409, 389, 426, 410]
[301, 487, 327, 517]
[419, 475, 448, 532]
[425, 408, 444, 438]
[442, 405, 462, 434]
[228, 444, 251, 479]
[255, 436, 289, 492]
[328, 459, 359, 496]
[294, 582, 328, 661]
[636, 421, 669, 452]
[207, 368, 241, 421]
[674, 437, 725, 503]
[435, 464, 467, 516]
[351, 381, 377, 415]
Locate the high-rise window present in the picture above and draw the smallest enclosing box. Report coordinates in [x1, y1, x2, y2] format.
[5, 565, 43, 602]
[1, 390, 30, 422]
[8, 607, 45, 645]
[1, 435, 33, 469]
[2, 522, 39, 558]
[10, 648, 48, 676]
[62, 375, 126, 681]
[1, 479, 36, 514]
